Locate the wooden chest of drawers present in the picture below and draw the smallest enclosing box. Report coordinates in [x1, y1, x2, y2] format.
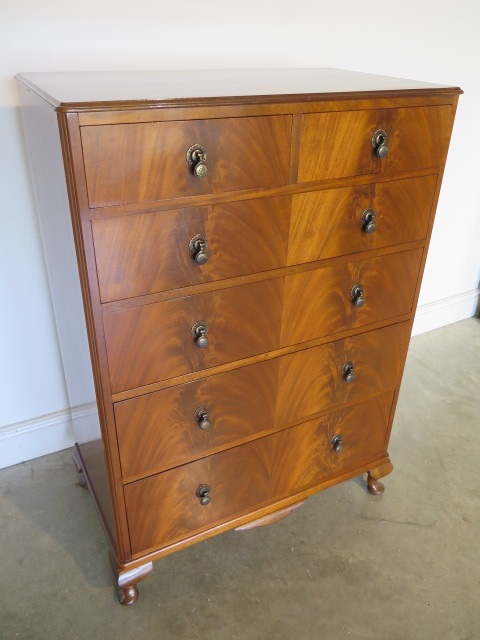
[17, 69, 461, 605]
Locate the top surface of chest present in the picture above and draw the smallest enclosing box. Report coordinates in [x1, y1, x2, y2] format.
[16, 68, 460, 110]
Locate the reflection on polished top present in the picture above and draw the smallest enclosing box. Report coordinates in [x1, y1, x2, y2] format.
[16, 68, 461, 110]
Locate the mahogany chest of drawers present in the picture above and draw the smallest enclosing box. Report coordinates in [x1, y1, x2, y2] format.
[16, 69, 461, 605]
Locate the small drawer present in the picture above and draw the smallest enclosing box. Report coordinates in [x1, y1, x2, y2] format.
[103, 249, 421, 393]
[288, 175, 436, 265]
[280, 248, 422, 346]
[93, 196, 291, 303]
[298, 105, 452, 182]
[81, 115, 292, 208]
[124, 393, 393, 555]
[115, 322, 410, 481]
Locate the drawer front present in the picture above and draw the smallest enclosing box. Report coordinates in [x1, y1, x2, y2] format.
[103, 278, 284, 393]
[104, 249, 421, 393]
[288, 175, 436, 265]
[81, 116, 292, 208]
[93, 196, 291, 303]
[115, 322, 410, 480]
[94, 176, 434, 304]
[280, 248, 422, 346]
[125, 393, 393, 555]
[298, 105, 452, 182]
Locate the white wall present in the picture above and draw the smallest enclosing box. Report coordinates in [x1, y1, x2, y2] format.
[1, 0, 479, 467]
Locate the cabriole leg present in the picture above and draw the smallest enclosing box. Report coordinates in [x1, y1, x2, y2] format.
[367, 461, 394, 495]
[109, 551, 153, 606]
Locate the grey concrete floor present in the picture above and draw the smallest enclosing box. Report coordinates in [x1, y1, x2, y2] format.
[1, 318, 479, 640]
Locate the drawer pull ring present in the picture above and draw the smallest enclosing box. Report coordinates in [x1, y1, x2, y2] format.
[331, 434, 344, 453]
[196, 484, 212, 506]
[361, 208, 376, 234]
[191, 321, 209, 348]
[371, 129, 388, 158]
[186, 143, 208, 179]
[351, 284, 365, 308]
[350, 284, 365, 307]
[189, 234, 209, 265]
[342, 361, 355, 384]
[194, 406, 211, 431]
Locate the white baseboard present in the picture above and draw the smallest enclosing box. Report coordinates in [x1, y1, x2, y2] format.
[412, 289, 479, 336]
[0, 403, 96, 470]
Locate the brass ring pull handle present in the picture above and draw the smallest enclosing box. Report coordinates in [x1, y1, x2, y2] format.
[371, 129, 388, 158]
[351, 284, 365, 308]
[194, 406, 211, 431]
[331, 434, 343, 453]
[361, 208, 376, 234]
[186, 143, 208, 179]
[189, 234, 209, 265]
[191, 321, 209, 348]
[342, 361, 355, 383]
[196, 484, 211, 506]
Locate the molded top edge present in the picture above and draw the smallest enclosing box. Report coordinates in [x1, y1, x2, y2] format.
[15, 68, 462, 111]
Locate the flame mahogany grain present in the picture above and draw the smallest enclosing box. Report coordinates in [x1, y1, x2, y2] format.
[103, 249, 421, 393]
[115, 321, 411, 481]
[81, 116, 292, 208]
[124, 394, 394, 555]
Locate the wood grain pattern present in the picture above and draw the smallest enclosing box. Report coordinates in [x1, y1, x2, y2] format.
[103, 278, 284, 393]
[93, 175, 435, 304]
[104, 249, 420, 393]
[104, 249, 422, 393]
[124, 393, 393, 555]
[115, 322, 410, 481]
[384, 106, 453, 172]
[93, 196, 291, 303]
[298, 105, 451, 183]
[81, 116, 292, 208]
[115, 359, 280, 480]
[288, 175, 437, 265]
[298, 109, 386, 182]
[280, 248, 422, 346]
[276, 321, 411, 422]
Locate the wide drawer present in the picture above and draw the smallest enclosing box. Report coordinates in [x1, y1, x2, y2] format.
[115, 322, 411, 481]
[298, 105, 452, 182]
[81, 115, 292, 208]
[103, 248, 422, 393]
[124, 393, 393, 555]
[93, 176, 435, 303]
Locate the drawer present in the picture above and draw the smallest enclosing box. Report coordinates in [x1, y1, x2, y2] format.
[93, 196, 291, 303]
[115, 322, 411, 480]
[298, 105, 452, 182]
[280, 248, 422, 346]
[81, 116, 292, 208]
[124, 393, 393, 555]
[288, 175, 436, 265]
[104, 278, 284, 394]
[94, 176, 434, 303]
[104, 249, 421, 393]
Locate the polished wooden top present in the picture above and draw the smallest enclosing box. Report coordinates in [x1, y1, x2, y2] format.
[15, 68, 462, 111]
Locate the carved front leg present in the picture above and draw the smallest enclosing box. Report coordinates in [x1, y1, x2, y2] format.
[367, 461, 393, 495]
[109, 551, 153, 606]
